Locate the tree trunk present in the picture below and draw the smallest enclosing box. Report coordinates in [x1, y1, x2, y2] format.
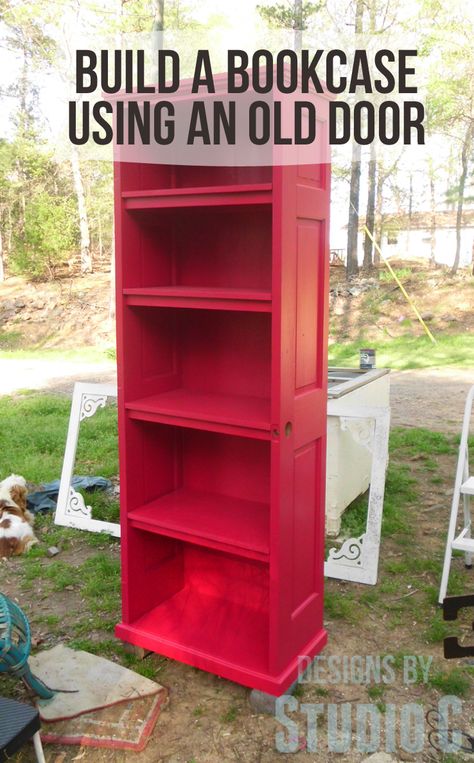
[429, 169, 436, 267]
[6, 207, 12, 257]
[294, 0, 303, 53]
[451, 122, 473, 275]
[345, 0, 364, 279]
[152, 0, 165, 51]
[0, 228, 4, 283]
[406, 172, 413, 257]
[19, 39, 28, 135]
[70, 146, 92, 274]
[374, 162, 385, 265]
[98, 210, 103, 262]
[17, 41, 29, 243]
[363, 143, 377, 270]
[347, 149, 361, 278]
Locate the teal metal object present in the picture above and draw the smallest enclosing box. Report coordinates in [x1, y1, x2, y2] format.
[0, 594, 54, 699]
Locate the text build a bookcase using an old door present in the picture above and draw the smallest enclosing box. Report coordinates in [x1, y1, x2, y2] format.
[114, 95, 330, 696]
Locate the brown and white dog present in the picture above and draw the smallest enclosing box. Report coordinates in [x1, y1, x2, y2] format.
[0, 475, 37, 557]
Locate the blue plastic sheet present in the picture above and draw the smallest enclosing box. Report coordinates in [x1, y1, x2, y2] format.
[27, 476, 112, 513]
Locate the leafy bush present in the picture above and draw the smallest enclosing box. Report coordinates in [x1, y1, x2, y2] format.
[10, 189, 77, 279]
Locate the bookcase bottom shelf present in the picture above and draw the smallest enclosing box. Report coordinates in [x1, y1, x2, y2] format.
[116, 589, 328, 694]
[116, 586, 268, 682]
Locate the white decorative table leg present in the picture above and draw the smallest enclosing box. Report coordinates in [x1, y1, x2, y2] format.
[324, 404, 390, 585]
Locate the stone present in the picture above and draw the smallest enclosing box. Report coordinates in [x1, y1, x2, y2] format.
[47, 546, 60, 557]
[1, 310, 16, 321]
[249, 677, 303, 713]
[398, 751, 416, 762]
[249, 659, 320, 714]
[249, 689, 280, 714]
[122, 642, 151, 660]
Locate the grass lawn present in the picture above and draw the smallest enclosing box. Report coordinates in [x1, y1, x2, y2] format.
[0, 393, 119, 521]
[329, 333, 474, 370]
[1, 391, 473, 760]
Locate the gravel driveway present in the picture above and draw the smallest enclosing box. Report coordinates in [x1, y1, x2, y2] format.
[0, 357, 117, 396]
[389, 367, 474, 432]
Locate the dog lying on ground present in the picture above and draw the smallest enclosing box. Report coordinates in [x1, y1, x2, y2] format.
[0, 474, 38, 557]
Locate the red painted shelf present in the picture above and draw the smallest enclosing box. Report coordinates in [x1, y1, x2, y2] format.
[122, 183, 272, 210]
[123, 286, 272, 312]
[128, 488, 269, 561]
[116, 587, 269, 678]
[126, 389, 271, 432]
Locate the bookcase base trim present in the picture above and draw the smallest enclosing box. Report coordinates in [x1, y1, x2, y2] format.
[115, 623, 327, 696]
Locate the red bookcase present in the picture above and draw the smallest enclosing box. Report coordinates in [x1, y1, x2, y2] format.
[114, 151, 330, 695]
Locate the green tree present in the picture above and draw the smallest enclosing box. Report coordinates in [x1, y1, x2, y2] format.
[12, 188, 77, 279]
[257, 1, 322, 51]
[421, 0, 474, 274]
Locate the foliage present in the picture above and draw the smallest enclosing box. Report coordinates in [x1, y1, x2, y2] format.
[257, 1, 322, 30]
[11, 187, 77, 278]
[420, 0, 474, 273]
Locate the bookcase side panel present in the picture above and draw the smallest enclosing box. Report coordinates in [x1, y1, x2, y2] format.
[270, 160, 330, 676]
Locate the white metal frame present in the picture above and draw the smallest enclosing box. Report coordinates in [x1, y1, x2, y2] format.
[324, 403, 390, 585]
[54, 382, 120, 537]
[32, 731, 46, 763]
[439, 385, 474, 604]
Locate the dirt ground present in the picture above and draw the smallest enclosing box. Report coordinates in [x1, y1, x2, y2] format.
[390, 368, 474, 432]
[0, 273, 115, 350]
[329, 261, 474, 341]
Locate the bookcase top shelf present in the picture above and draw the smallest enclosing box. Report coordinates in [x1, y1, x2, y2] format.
[122, 183, 273, 210]
[128, 487, 270, 562]
[123, 286, 272, 312]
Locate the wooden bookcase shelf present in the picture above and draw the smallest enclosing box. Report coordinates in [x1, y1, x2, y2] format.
[122, 183, 273, 210]
[114, 123, 331, 694]
[123, 287, 272, 312]
[120, 205, 272, 292]
[127, 578, 270, 677]
[126, 390, 271, 432]
[128, 488, 270, 561]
